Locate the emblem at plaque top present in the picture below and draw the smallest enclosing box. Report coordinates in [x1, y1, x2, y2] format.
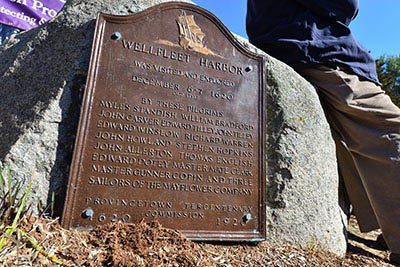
[157, 10, 222, 58]
[177, 11, 205, 50]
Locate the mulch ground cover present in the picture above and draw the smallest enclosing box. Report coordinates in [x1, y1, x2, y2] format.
[0, 216, 394, 266]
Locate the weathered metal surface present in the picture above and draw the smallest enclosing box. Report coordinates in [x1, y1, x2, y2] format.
[62, 2, 266, 241]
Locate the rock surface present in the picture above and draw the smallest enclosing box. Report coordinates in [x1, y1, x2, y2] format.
[0, 0, 346, 255]
[248, 41, 347, 256]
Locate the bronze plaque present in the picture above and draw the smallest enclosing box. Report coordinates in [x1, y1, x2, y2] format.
[62, 2, 266, 241]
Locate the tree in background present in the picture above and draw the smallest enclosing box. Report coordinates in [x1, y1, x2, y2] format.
[376, 55, 400, 107]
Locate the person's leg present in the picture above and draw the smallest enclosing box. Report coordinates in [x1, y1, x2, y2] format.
[297, 65, 400, 254]
[331, 129, 379, 232]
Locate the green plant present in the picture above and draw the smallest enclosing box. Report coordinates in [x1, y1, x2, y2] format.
[16, 228, 62, 265]
[0, 178, 32, 250]
[306, 235, 318, 253]
[50, 191, 55, 217]
[0, 166, 28, 226]
[0, 166, 62, 264]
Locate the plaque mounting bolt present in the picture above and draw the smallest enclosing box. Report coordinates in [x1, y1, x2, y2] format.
[111, 32, 122, 40]
[82, 207, 94, 219]
[245, 66, 253, 72]
[242, 213, 252, 224]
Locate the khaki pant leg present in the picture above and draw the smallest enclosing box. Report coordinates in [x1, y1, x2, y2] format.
[297, 65, 400, 253]
[331, 129, 379, 232]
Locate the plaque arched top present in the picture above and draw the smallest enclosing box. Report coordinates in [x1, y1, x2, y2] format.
[97, 2, 264, 61]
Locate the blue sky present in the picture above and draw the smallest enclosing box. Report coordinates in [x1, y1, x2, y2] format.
[194, 0, 400, 58]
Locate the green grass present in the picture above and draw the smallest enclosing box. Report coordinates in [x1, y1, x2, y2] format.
[0, 165, 62, 264]
[0, 166, 27, 226]
[0, 178, 32, 250]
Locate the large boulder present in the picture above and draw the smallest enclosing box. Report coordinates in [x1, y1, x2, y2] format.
[0, 0, 346, 255]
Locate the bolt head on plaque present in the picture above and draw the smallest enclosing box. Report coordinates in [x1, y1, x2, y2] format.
[82, 208, 94, 219]
[62, 2, 266, 242]
[111, 32, 122, 40]
[242, 213, 252, 224]
[245, 66, 253, 72]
